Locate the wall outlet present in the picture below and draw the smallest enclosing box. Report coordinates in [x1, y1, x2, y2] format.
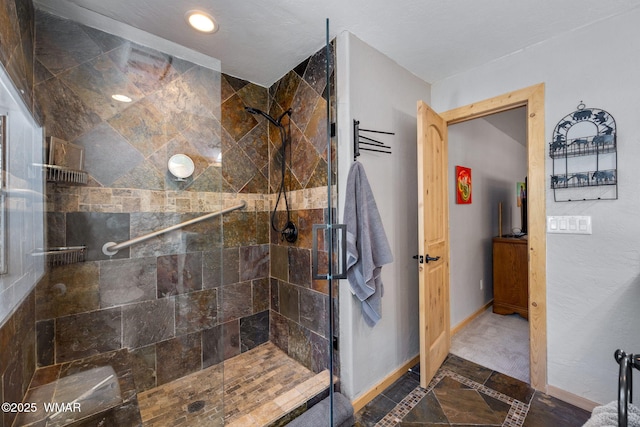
[480, 279, 483, 290]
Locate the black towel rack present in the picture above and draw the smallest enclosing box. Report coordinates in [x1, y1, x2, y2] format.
[353, 119, 393, 161]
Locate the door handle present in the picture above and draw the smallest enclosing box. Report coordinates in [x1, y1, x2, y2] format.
[413, 254, 441, 264]
[425, 254, 441, 263]
[312, 224, 347, 280]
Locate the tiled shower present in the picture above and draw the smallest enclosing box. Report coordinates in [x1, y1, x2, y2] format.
[0, 2, 336, 425]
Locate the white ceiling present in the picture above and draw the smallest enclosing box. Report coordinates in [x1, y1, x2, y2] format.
[37, 0, 640, 88]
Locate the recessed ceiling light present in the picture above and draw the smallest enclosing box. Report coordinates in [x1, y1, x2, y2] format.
[185, 10, 218, 33]
[111, 94, 132, 103]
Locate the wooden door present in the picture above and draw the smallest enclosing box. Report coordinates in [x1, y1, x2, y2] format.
[417, 100, 450, 388]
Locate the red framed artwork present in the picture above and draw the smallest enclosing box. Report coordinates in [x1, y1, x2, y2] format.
[455, 166, 472, 204]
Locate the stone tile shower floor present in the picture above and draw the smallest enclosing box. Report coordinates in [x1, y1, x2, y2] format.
[137, 342, 331, 427]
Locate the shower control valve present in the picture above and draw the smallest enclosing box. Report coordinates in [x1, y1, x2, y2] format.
[281, 221, 298, 243]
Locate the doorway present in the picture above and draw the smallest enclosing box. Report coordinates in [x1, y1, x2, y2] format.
[448, 106, 530, 383]
[440, 84, 547, 390]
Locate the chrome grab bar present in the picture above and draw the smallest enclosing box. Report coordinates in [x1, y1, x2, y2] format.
[102, 201, 247, 256]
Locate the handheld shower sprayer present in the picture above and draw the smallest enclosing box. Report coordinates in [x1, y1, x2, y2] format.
[244, 105, 297, 242]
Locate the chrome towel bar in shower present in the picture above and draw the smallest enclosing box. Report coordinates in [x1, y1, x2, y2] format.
[102, 201, 247, 256]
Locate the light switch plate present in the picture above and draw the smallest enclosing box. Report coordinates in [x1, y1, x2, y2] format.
[547, 215, 592, 234]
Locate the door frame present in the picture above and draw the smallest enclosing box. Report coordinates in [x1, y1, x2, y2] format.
[440, 83, 547, 391]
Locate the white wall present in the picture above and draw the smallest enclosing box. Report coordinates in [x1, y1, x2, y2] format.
[432, 9, 640, 404]
[448, 119, 527, 327]
[336, 31, 431, 400]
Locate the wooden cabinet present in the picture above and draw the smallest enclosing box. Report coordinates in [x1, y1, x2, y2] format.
[492, 237, 528, 319]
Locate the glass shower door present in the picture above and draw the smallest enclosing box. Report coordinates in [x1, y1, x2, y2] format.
[32, 11, 227, 426]
[310, 18, 346, 427]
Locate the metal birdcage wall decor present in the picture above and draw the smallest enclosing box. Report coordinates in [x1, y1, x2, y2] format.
[549, 102, 617, 202]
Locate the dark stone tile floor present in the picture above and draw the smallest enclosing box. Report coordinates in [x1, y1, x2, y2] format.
[355, 354, 591, 427]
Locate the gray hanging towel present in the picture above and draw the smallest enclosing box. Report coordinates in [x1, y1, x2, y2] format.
[343, 161, 393, 326]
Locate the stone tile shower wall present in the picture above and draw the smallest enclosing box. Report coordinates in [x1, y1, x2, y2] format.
[0, 0, 36, 115]
[34, 9, 336, 394]
[265, 45, 336, 374]
[33, 10, 258, 392]
[218, 40, 336, 375]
